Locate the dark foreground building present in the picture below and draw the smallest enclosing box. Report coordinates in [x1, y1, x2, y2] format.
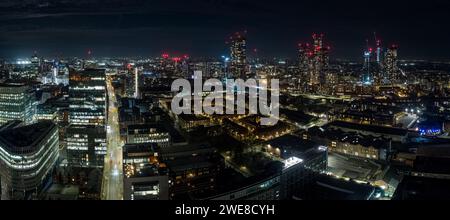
[187, 138, 328, 200]
[393, 176, 450, 200]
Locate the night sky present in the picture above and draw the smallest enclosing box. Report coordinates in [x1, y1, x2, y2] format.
[1, 0, 450, 60]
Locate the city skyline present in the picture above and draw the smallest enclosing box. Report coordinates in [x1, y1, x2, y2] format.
[1, 0, 450, 60]
[1, 0, 450, 205]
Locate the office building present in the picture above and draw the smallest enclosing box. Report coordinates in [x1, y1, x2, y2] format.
[67, 68, 107, 168]
[0, 82, 35, 126]
[68, 69, 107, 126]
[126, 124, 171, 148]
[125, 67, 140, 98]
[123, 143, 169, 200]
[65, 125, 107, 168]
[0, 120, 59, 200]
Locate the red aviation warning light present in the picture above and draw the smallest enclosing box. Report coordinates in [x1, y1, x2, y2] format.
[127, 63, 133, 70]
[172, 57, 181, 63]
[162, 53, 170, 59]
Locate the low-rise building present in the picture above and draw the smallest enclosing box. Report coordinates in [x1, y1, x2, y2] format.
[308, 126, 392, 161]
[326, 120, 410, 143]
[123, 143, 169, 200]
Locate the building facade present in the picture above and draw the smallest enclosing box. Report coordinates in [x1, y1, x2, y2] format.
[123, 143, 169, 200]
[68, 69, 107, 126]
[67, 68, 107, 168]
[65, 125, 107, 168]
[0, 83, 35, 126]
[229, 32, 247, 79]
[0, 120, 59, 200]
[126, 124, 171, 148]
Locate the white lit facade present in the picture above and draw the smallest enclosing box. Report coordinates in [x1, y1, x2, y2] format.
[67, 69, 107, 168]
[0, 121, 59, 200]
[0, 83, 35, 126]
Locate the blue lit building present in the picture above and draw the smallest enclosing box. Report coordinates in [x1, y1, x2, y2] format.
[418, 121, 443, 136]
[362, 49, 373, 85]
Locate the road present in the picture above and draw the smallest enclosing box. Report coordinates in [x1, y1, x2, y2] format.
[101, 78, 124, 200]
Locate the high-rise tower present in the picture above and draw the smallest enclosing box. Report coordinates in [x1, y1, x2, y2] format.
[384, 45, 399, 83]
[311, 33, 329, 86]
[229, 32, 247, 78]
[66, 68, 107, 168]
[298, 34, 330, 92]
[362, 39, 373, 85]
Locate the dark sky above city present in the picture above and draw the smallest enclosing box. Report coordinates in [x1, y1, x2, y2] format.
[1, 0, 450, 60]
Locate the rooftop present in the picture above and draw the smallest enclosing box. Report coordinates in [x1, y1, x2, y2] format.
[0, 120, 56, 153]
[327, 120, 410, 136]
[309, 126, 391, 149]
[0, 80, 27, 88]
[266, 134, 318, 155]
[297, 174, 376, 200]
[127, 123, 168, 135]
[280, 108, 317, 124]
[393, 176, 450, 200]
[123, 143, 159, 157]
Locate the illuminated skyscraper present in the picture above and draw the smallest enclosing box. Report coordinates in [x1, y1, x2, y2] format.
[67, 69, 107, 168]
[375, 39, 383, 64]
[298, 34, 330, 91]
[134, 67, 139, 98]
[362, 42, 373, 85]
[297, 43, 311, 91]
[125, 67, 140, 98]
[384, 45, 399, 83]
[68, 69, 106, 126]
[361, 35, 385, 85]
[229, 32, 247, 78]
[311, 33, 329, 86]
[0, 82, 35, 126]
